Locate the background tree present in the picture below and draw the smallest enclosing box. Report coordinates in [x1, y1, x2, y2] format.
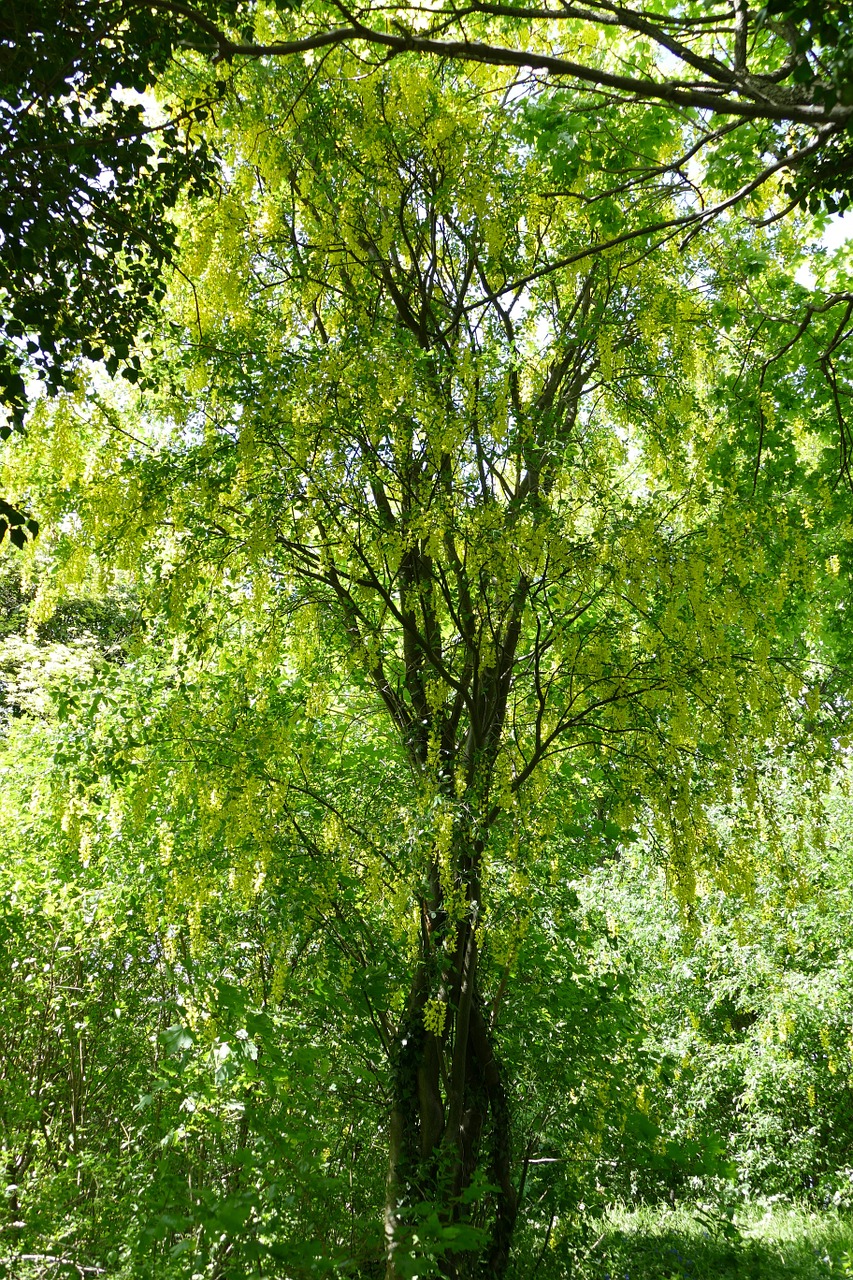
[0, 0, 246, 437]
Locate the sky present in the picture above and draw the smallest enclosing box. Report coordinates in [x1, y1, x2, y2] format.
[794, 211, 853, 288]
[822, 212, 853, 254]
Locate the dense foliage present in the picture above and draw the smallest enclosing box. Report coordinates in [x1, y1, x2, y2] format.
[2, 588, 853, 1278]
[4, 0, 853, 439]
[0, 0, 229, 434]
[2, 5, 853, 1279]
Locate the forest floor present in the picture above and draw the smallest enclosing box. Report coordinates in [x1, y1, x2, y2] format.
[568, 1203, 853, 1280]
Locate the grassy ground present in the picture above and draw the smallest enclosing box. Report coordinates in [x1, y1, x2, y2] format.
[3, 1202, 852, 1277]
[560, 1203, 853, 1280]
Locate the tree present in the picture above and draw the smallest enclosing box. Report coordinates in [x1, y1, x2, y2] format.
[0, 0, 250, 437]
[10, 43, 839, 1276]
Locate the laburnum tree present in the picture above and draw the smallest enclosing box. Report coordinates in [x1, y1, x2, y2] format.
[10, 44, 848, 1277]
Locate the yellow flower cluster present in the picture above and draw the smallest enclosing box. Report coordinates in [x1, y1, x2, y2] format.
[424, 996, 447, 1037]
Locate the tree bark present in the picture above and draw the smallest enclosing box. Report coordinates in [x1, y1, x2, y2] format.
[384, 907, 518, 1279]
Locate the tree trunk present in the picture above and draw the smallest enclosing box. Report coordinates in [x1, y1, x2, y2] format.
[384, 908, 518, 1279]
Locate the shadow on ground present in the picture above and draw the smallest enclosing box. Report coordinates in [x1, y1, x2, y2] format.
[539, 1206, 853, 1280]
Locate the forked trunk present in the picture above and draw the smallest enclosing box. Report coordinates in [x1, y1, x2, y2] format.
[384, 915, 518, 1278]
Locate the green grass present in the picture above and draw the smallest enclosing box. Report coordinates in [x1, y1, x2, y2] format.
[549, 1203, 853, 1280]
